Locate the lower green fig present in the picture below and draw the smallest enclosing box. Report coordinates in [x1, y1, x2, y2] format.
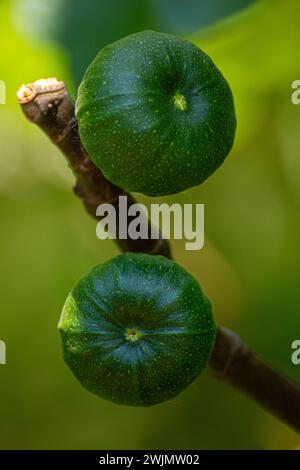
[58, 253, 216, 406]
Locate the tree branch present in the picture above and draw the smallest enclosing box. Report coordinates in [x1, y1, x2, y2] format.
[17, 79, 171, 258]
[210, 327, 300, 432]
[18, 78, 300, 433]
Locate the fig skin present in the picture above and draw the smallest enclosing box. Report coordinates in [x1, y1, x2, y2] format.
[58, 253, 216, 406]
[76, 30, 236, 196]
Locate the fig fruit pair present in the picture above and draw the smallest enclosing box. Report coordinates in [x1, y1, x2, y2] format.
[60, 30, 234, 406]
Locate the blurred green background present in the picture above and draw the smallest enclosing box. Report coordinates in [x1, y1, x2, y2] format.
[0, 0, 300, 450]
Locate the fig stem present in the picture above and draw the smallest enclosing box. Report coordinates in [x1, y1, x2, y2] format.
[18, 78, 300, 433]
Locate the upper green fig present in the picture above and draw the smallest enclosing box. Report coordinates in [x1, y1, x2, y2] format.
[58, 253, 216, 406]
[76, 30, 236, 196]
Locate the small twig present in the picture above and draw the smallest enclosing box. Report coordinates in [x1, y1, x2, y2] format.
[17, 79, 171, 258]
[18, 78, 300, 433]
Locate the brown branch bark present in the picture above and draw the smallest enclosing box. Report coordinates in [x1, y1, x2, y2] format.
[18, 78, 300, 434]
[209, 327, 300, 433]
[17, 79, 171, 258]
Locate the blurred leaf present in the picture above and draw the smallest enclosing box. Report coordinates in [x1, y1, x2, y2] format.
[187, 0, 300, 375]
[0, 0, 73, 191]
[0, 0, 71, 105]
[191, 0, 300, 148]
[152, 0, 253, 35]
[13, 0, 254, 84]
